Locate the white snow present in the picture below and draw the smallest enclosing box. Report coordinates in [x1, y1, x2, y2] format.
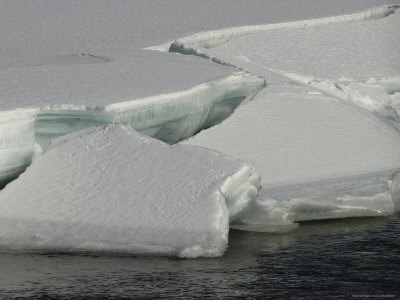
[0, 124, 260, 257]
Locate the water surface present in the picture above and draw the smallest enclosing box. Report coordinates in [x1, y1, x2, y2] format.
[1, 215, 399, 299]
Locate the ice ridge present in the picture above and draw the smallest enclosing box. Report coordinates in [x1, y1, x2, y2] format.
[155, 5, 399, 55]
[0, 73, 264, 188]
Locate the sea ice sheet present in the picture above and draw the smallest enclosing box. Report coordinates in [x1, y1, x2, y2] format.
[1, 0, 396, 63]
[0, 48, 264, 185]
[185, 86, 400, 230]
[203, 7, 400, 80]
[177, 5, 400, 230]
[0, 125, 260, 257]
[171, 5, 400, 118]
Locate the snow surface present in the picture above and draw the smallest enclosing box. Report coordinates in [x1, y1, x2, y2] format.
[0, 49, 238, 111]
[200, 6, 400, 80]
[167, 4, 399, 53]
[1, 0, 397, 63]
[0, 125, 260, 258]
[185, 85, 400, 230]
[0, 47, 264, 184]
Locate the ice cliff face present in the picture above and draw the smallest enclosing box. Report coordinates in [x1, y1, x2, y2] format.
[0, 125, 260, 258]
[391, 172, 400, 213]
[0, 109, 41, 188]
[0, 72, 264, 187]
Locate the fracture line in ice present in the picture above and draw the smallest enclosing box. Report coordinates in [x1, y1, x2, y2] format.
[147, 5, 399, 53]
[261, 67, 399, 119]
[0, 73, 265, 188]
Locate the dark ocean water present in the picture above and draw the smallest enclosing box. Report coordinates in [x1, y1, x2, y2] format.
[0, 215, 399, 300]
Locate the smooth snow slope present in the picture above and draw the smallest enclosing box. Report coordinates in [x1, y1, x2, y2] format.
[0, 125, 260, 258]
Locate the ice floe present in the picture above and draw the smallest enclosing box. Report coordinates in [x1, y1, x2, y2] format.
[0, 124, 260, 257]
[170, 4, 400, 231]
[0, 49, 264, 185]
[166, 5, 398, 55]
[3, 1, 393, 61]
[185, 86, 400, 230]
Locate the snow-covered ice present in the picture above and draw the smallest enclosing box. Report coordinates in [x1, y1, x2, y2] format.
[2, 0, 396, 62]
[0, 124, 260, 257]
[1, 1, 400, 255]
[185, 85, 400, 230]
[181, 6, 400, 230]
[171, 5, 400, 117]
[0, 49, 264, 184]
[167, 4, 398, 55]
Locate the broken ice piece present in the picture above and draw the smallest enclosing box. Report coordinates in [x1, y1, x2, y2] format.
[0, 124, 260, 258]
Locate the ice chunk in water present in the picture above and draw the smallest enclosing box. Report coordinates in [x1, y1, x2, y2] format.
[0, 125, 260, 258]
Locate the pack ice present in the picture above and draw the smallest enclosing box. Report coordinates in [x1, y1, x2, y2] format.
[2, 1, 400, 256]
[180, 5, 400, 230]
[0, 124, 260, 258]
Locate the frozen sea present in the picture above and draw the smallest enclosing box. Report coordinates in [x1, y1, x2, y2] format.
[0, 216, 399, 299]
[1, 0, 400, 298]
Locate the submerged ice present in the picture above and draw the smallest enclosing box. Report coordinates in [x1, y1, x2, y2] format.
[0, 125, 260, 258]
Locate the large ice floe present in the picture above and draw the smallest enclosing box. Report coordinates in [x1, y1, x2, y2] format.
[185, 85, 400, 231]
[179, 5, 400, 231]
[0, 49, 264, 187]
[0, 124, 260, 258]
